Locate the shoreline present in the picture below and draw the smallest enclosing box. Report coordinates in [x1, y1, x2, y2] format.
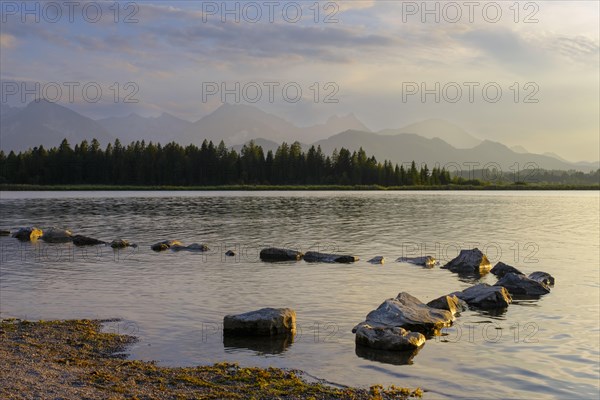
[1, 184, 599, 191]
[0, 318, 423, 399]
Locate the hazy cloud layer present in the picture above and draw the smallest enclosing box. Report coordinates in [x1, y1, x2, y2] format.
[0, 0, 598, 161]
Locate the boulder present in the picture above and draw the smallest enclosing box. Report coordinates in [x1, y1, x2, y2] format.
[304, 251, 358, 263]
[110, 239, 137, 249]
[426, 295, 467, 316]
[41, 228, 72, 243]
[495, 272, 550, 296]
[223, 308, 296, 336]
[12, 227, 43, 241]
[352, 292, 454, 335]
[396, 256, 438, 267]
[151, 240, 183, 252]
[225, 250, 236, 257]
[0, 229, 10, 236]
[171, 243, 209, 252]
[354, 323, 425, 351]
[442, 248, 491, 273]
[72, 235, 106, 246]
[528, 271, 555, 286]
[368, 256, 385, 264]
[259, 248, 303, 261]
[453, 283, 512, 309]
[490, 262, 524, 278]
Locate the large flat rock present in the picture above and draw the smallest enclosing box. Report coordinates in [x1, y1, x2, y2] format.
[353, 292, 454, 335]
[304, 251, 358, 263]
[223, 307, 296, 336]
[453, 283, 512, 309]
[354, 323, 426, 351]
[259, 248, 303, 261]
[495, 272, 550, 296]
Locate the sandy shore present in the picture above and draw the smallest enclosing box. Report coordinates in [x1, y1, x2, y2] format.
[0, 318, 423, 399]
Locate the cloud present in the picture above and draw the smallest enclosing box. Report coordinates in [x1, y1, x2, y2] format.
[0, 34, 17, 49]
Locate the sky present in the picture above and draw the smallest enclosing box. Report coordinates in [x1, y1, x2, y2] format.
[1, 0, 598, 162]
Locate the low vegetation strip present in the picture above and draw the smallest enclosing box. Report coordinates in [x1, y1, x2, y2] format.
[0, 319, 422, 399]
[1, 183, 598, 191]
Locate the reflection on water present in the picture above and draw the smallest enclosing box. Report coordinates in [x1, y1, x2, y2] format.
[355, 344, 422, 366]
[1, 190, 599, 399]
[224, 334, 295, 355]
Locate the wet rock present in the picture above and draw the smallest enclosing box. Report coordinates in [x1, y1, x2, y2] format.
[442, 248, 491, 273]
[171, 243, 209, 252]
[223, 308, 296, 336]
[259, 248, 303, 261]
[0, 229, 10, 236]
[490, 262, 524, 278]
[453, 283, 512, 309]
[354, 323, 426, 351]
[41, 228, 72, 243]
[110, 239, 137, 249]
[368, 256, 385, 264]
[426, 295, 467, 316]
[12, 227, 43, 241]
[396, 256, 438, 267]
[151, 240, 183, 252]
[72, 235, 106, 246]
[225, 250, 236, 256]
[528, 271, 555, 286]
[352, 292, 454, 336]
[495, 272, 550, 296]
[304, 251, 359, 263]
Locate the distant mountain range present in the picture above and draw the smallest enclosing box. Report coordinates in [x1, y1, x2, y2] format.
[1, 100, 597, 172]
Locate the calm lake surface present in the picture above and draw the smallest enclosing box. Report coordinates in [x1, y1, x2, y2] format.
[1, 191, 599, 399]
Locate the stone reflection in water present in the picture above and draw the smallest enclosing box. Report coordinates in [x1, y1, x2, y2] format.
[223, 333, 295, 355]
[355, 344, 422, 366]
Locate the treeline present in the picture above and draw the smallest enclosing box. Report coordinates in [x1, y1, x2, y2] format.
[454, 168, 600, 185]
[0, 138, 459, 186]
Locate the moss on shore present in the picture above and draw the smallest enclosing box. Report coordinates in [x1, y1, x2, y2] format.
[0, 318, 423, 399]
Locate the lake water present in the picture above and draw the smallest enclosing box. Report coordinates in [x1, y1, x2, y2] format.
[1, 191, 599, 399]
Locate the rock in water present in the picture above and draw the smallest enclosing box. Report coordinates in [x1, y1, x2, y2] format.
[41, 228, 72, 243]
[528, 271, 555, 286]
[223, 308, 296, 336]
[72, 235, 106, 246]
[304, 251, 359, 263]
[396, 256, 438, 267]
[110, 239, 136, 249]
[352, 292, 454, 335]
[151, 240, 183, 252]
[442, 248, 491, 273]
[453, 283, 512, 309]
[426, 295, 467, 316]
[490, 262, 524, 278]
[225, 250, 236, 257]
[171, 243, 209, 252]
[495, 272, 550, 296]
[354, 323, 426, 351]
[12, 227, 43, 241]
[368, 256, 385, 264]
[259, 248, 303, 261]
